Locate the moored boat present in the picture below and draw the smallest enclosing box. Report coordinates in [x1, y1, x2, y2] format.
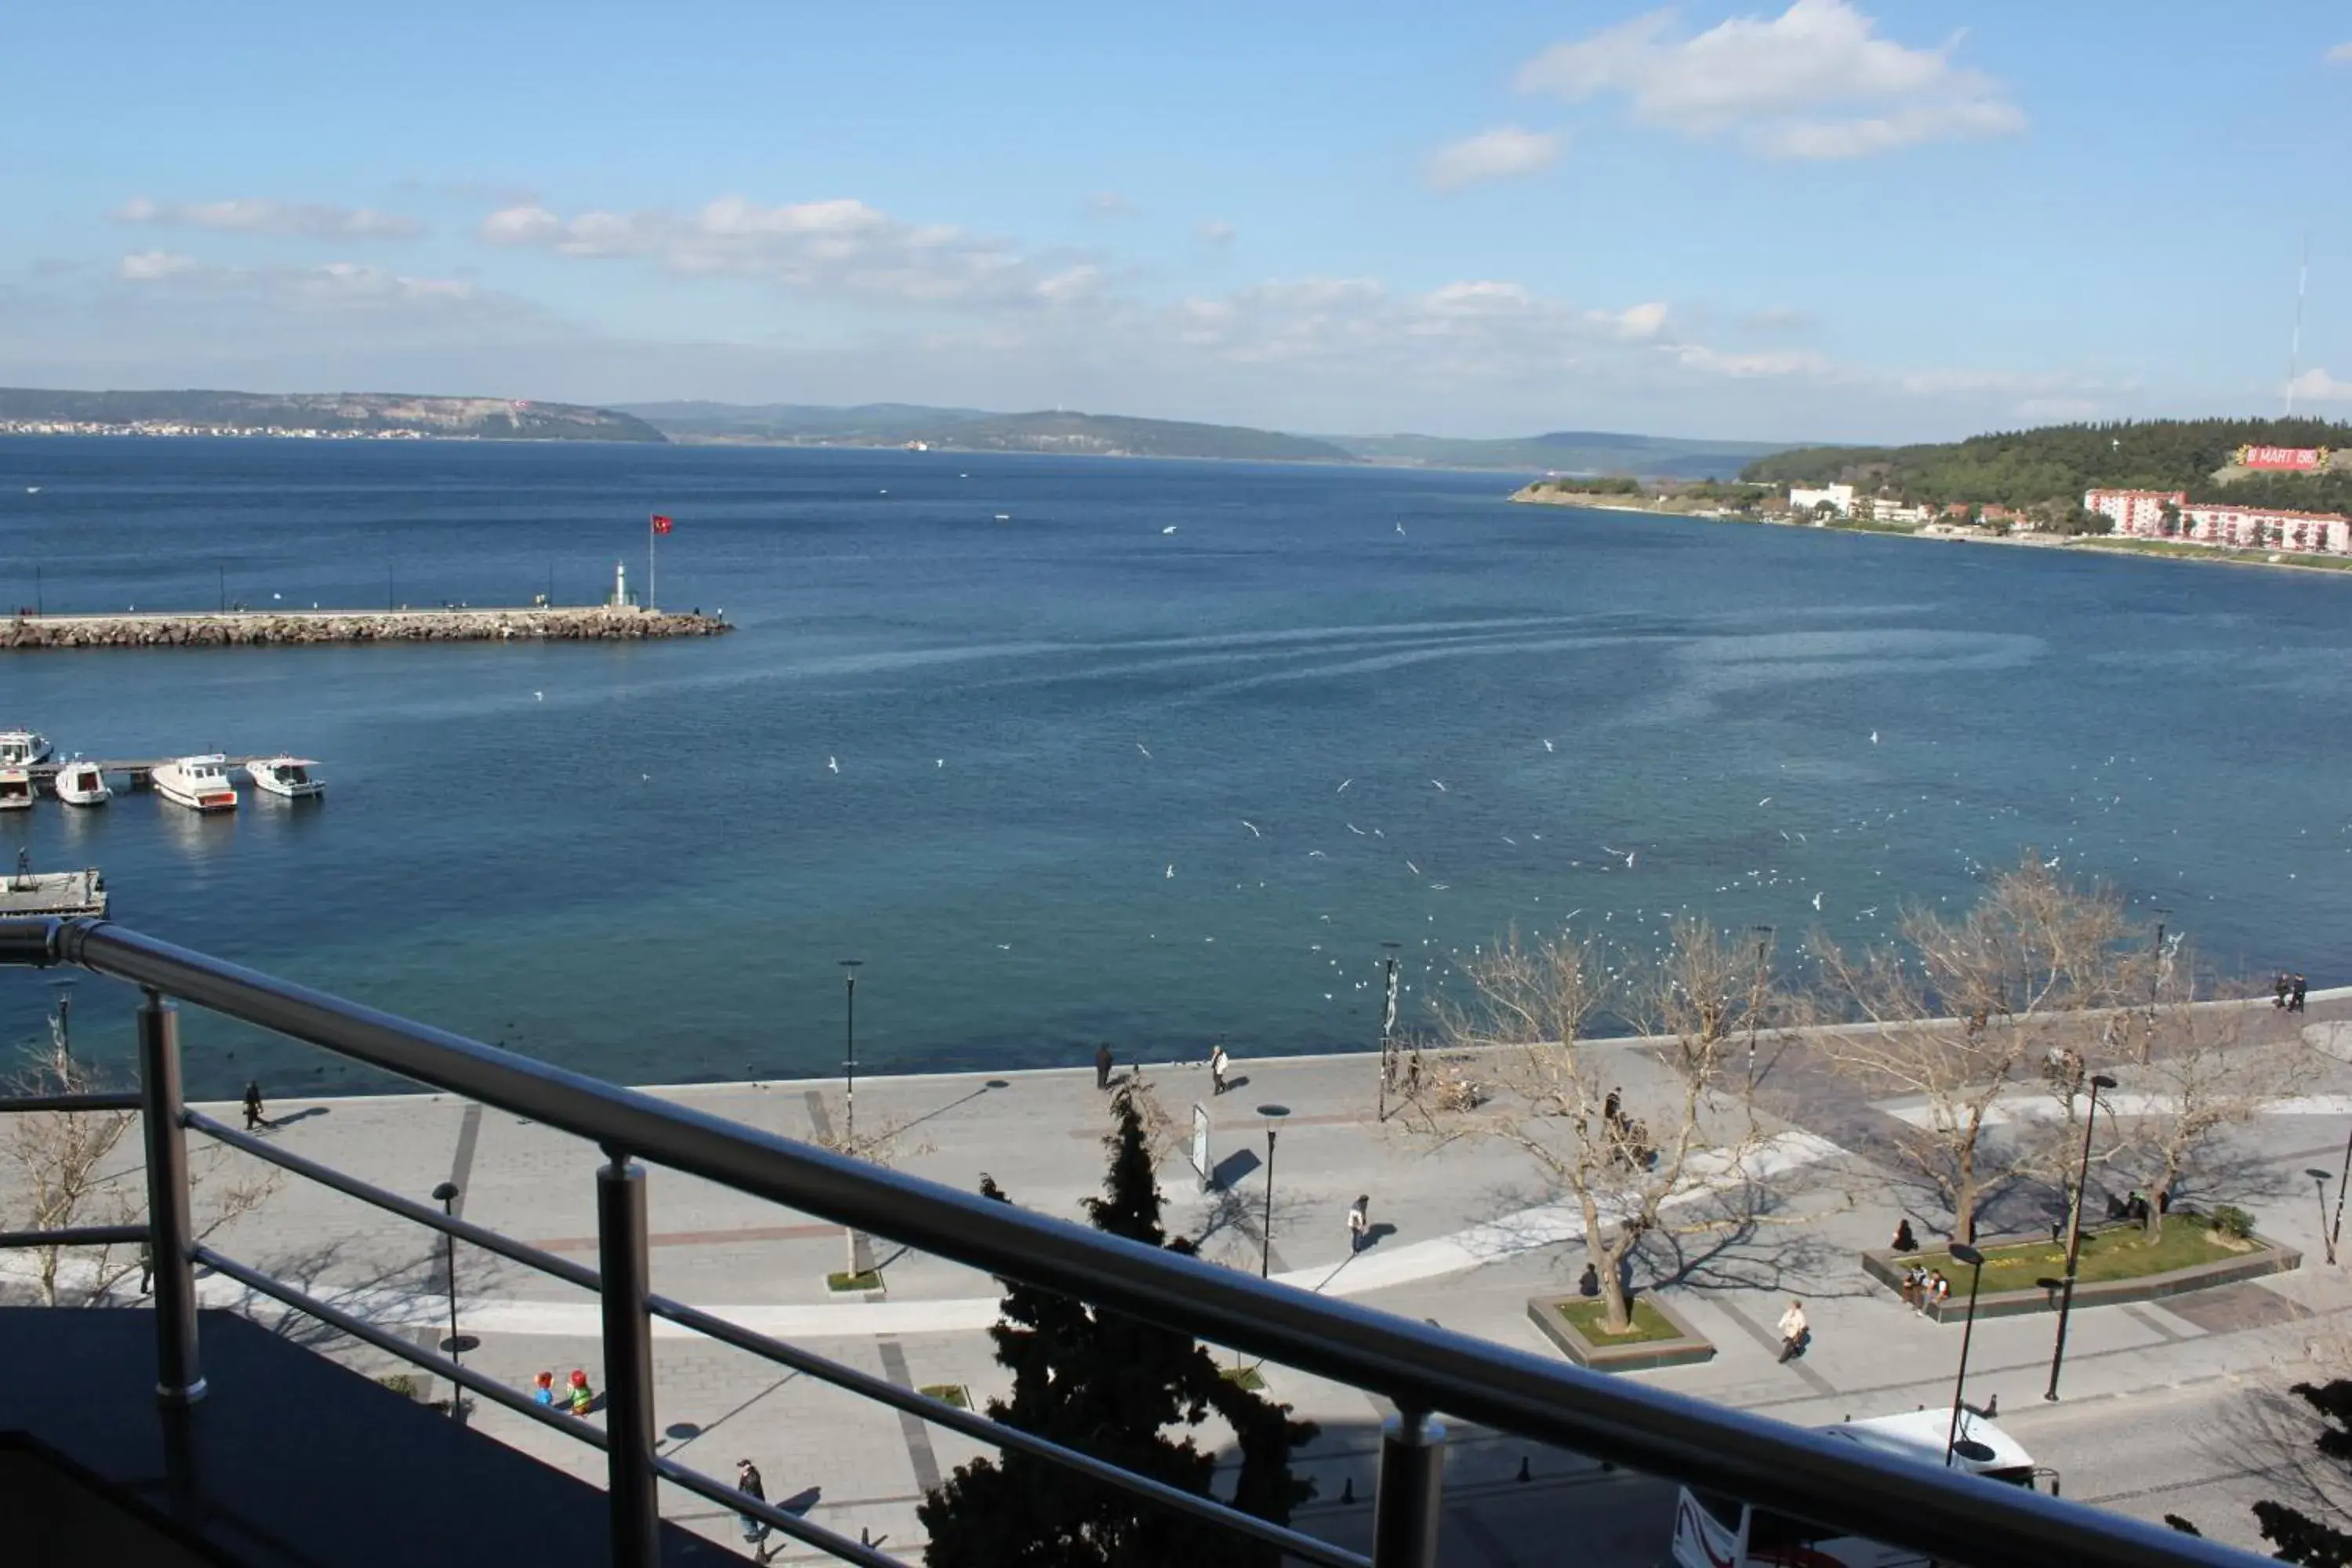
[0, 769, 31, 811]
[153, 755, 238, 812]
[54, 760, 113, 807]
[0, 731, 53, 768]
[246, 757, 324, 799]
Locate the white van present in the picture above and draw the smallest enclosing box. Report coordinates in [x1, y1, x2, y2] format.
[1671, 1410, 2056, 1568]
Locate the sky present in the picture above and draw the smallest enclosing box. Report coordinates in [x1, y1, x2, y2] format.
[4, 2, 2350, 442]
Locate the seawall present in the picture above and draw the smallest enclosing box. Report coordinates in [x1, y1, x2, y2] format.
[0, 605, 731, 650]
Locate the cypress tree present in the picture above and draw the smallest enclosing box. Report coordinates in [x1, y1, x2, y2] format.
[920, 1084, 1318, 1566]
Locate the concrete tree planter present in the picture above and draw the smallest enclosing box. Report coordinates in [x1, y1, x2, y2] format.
[1526, 1293, 1716, 1372]
[1863, 1215, 2301, 1324]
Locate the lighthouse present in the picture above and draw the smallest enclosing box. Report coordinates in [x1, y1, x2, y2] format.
[608, 559, 633, 609]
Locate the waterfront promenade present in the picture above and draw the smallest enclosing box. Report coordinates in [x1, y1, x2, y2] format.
[28, 993, 2330, 1563]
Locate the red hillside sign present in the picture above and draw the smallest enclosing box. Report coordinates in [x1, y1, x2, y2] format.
[2236, 445, 2328, 470]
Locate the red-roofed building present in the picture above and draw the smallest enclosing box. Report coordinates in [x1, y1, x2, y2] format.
[2084, 488, 2352, 554]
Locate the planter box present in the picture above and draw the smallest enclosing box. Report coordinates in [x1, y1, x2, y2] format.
[1526, 1293, 1716, 1372]
[1862, 1219, 2301, 1324]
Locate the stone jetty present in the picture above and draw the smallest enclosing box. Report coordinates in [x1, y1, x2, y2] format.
[0, 605, 731, 651]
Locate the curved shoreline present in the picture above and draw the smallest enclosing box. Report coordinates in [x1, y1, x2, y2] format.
[1508, 485, 2352, 578]
[0, 604, 733, 650]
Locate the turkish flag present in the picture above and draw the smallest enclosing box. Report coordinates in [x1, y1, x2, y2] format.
[650, 514, 673, 535]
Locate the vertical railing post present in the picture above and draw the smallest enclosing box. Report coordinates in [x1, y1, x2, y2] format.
[1371, 1407, 1446, 1568]
[597, 1150, 659, 1568]
[137, 989, 204, 1407]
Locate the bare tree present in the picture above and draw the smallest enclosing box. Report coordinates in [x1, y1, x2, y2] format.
[1406, 920, 1778, 1336]
[1, 1039, 275, 1306]
[805, 1092, 934, 1283]
[1813, 857, 2137, 1242]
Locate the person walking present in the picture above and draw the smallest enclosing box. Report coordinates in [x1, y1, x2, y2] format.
[2292, 975, 2309, 1014]
[1776, 1298, 1809, 1363]
[1210, 1044, 1229, 1096]
[736, 1459, 773, 1563]
[1094, 1042, 1114, 1091]
[241, 1080, 266, 1131]
[1347, 1195, 1370, 1254]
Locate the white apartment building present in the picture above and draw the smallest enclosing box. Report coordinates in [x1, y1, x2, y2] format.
[1788, 483, 1854, 517]
[2083, 488, 2352, 554]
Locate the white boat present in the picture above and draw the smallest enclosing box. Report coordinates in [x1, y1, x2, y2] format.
[54, 760, 112, 807]
[0, 769, 31, 811]
[246, 757, 324, 800]
[0, 731, 53, 768]
[153, 755, 238, 812]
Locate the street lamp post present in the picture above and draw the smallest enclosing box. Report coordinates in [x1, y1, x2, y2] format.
[2044, 1072, 2118, 1400]
[1748, 926, 1774, 1089]
[1258, 1104, 1291, 1278]
[2310, 1170, 2338, 1267]
[2332, 1125, 2351, 1265]
[432, 1180, 463, 1415]
[1377, 941, 1401, 1123]
[1945, 1243, 1988, 1465]
[840, 960, 863, 1149]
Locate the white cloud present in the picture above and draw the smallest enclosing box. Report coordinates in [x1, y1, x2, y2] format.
[1196, 220, 1237, 246]
[477, 196, 1077, 308]
[1425, 126, 1565, 191]
[1515, 0, 2024, 159]
[2288, 368, 2352, 401]
[113, 252, 478, 313]
[1082, 191, 1136, 217]
[118, 250, 199, 281]
[2328, 42, 2352, 63]
[112, 195, 422, 239]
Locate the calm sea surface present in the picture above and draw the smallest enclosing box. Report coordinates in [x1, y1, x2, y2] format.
[0, 437, 2345, 1097]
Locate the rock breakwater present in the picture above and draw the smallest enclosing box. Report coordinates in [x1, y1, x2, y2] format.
[1, 606, 732, 650]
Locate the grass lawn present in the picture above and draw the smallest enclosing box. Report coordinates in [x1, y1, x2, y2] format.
[1555, 1298, 1685, 1345]
[1909, 1218, 2251, 1294]
[826, 1269, 884, 1292]
[2083, 539, 2352, 571]
[1219, 1365, 1268, 1391]
[918, 1383, 971, 1410]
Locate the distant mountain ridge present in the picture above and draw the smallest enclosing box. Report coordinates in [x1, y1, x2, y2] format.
[618, 400, 1789, 474]
[0, 388, 665, 442]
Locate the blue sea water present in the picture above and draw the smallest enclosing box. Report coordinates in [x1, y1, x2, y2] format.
[0, 436, 2346, 1097]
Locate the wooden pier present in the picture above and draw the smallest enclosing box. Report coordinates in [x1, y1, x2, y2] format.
[25, 757, 279, 793]
[0, 866, 107, 917]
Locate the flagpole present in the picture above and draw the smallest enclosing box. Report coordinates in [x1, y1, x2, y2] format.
[647, 515, 655, 610]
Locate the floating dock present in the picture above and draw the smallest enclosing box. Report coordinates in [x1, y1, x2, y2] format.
[0, 866, 107, 917]
[27, 757, 278, 793]
[1, 604, 731, 651]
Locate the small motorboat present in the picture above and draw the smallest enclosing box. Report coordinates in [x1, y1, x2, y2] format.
[246, 757, 324, 800]
[0, 730, 53, 768]
[54, 760, 112, 807]
[0, 769, 31, 811]
[153, 755, 238, 812]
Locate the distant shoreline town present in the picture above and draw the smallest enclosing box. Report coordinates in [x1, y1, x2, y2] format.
[5, 419, 448, 441]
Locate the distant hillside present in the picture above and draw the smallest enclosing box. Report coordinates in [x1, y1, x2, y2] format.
[1743, 418, 2352, 511]
[622, 401, 1355, 463]
[0, 387, 665, 442]
[1327, 429, 1796, 477]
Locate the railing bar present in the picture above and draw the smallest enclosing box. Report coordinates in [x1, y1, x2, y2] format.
[183, 1109, 604, 1294]
[5, 918, 2262, 1568]
[0, 1091, 143, 1114]
[652, 1454, 906, 1568]
[0, 1224, 148, 1250]
[647, 1290, 1370, 1568]
[192, 1244, 606, 1453]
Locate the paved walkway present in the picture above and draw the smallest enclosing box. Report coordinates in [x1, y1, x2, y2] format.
[8, 1003, 2352, 1563]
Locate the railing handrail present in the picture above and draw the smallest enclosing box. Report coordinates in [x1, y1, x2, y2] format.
[0, 916, 2265, 1568]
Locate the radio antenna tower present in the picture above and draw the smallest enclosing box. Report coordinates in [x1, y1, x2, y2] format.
[2285, 231, 2310, 417]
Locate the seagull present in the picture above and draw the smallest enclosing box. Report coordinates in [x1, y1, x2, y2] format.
[1135, 742, 1152, 759]
[1346, 822, 1366, 835]
[826, 757, 839, 773]
[533, 691, 543, 701]
[1241, 820, 1263, 838]
[1161, 524, 1179, 535]
[1395, 521, 1406, 535]
[1165, 864, 1175, 878]
[1542, 739, 1555, 753]
[1757, 797, 1773, 808]
[935, 758, 945, 768]
[1430, 779, 1448, 792]
[1869, 730, 1880, 744]
[1501, 836, 1517, 846]
[24, 486, 39, 494]
[993, 513, 1011, 521]
[1308, 849, 1329, 858]
[1336, 778, 1352, 793]
[1812, 891, 1824, 911]
[1406, 860, 1421, 875]
[996, 943, 1013, 950]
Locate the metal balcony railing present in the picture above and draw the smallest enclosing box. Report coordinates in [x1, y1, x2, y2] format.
[0, 916, 2272, 1568]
